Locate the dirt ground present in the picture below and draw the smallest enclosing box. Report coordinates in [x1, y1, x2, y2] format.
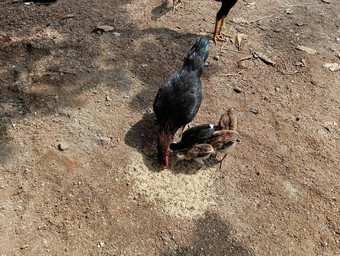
[0, 0, 339, 255]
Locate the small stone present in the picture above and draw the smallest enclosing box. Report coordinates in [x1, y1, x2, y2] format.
[113, 32, 121, 37]
[58, 142, 69, 151]
[321, 0, 331, 3]
[101, 137, 111, 145]
[323, 63, 340, 72]
[105, 96, 111, 101]
[213, 55, 219, 61]
[233, 87, 242, 93]
[250, 108, 259, 114]
[285, 9, 293, 15]
[295, 58, 307, 67]
[321, 241, 328, 247]
[296, 45, 317, 55]
[141, 64, 148, 68]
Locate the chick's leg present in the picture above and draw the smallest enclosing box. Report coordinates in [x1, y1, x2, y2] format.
[219, 154, 227, 169]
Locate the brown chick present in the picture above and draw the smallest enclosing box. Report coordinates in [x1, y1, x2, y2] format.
[210, 130, 240, 169]
[176, 144, 215, 170]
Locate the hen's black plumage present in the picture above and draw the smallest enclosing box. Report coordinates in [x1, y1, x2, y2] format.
[170, 123, 221, 151]
[153, 36, 210, 167]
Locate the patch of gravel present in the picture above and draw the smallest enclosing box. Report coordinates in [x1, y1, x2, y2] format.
[125, 152, 218, 219]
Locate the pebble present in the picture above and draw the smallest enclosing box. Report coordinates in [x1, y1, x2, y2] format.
[285, 9, 293, 15]
[296, 45, 317, 55]
[58, 142, 69, 151]
[233, 87, 242, 93]
[113, 32, 121, 37]
[321, 0, 331, 3]
[20, 244, 29, 250]
[106, 96, 111, 101]
[250, 108, 259, 114]
[213, 55, 219, 61]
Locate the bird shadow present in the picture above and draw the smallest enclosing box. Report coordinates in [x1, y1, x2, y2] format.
[124, 112, 165, 173]
[162, 211, 255, 255]
[124, 112, 158, 150]
[151, 1, 172, 21]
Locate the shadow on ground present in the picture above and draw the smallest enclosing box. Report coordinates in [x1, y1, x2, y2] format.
[151, 1, 172, 21]
[163, 211, 255, 256]
[0, 0, 218, 166]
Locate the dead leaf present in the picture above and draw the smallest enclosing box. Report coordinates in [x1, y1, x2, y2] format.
[323, 63, 340, 72]
[233, 33, 246, 50]
[92, 25, 115, 33]
[296, 45, 317, 55]
[253, 52, 276, 66]
[143, 142, 156, 156]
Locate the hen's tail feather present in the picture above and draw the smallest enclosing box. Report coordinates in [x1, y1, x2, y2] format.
[182, 36, 210, 74]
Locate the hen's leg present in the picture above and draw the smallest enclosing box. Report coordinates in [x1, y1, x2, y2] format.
[214, 16, 233, 43]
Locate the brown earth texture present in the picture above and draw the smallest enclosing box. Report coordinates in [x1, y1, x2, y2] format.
[0, 0, 340, 255]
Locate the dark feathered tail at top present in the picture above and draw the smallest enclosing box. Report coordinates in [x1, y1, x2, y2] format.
[182, 36, 210, 75]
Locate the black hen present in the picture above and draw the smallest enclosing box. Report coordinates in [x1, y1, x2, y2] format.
[153, 36, 210, 167]
[170, 123, 221, 151]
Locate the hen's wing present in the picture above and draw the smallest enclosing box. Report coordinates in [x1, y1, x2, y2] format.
[153, 72, 202, 131]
